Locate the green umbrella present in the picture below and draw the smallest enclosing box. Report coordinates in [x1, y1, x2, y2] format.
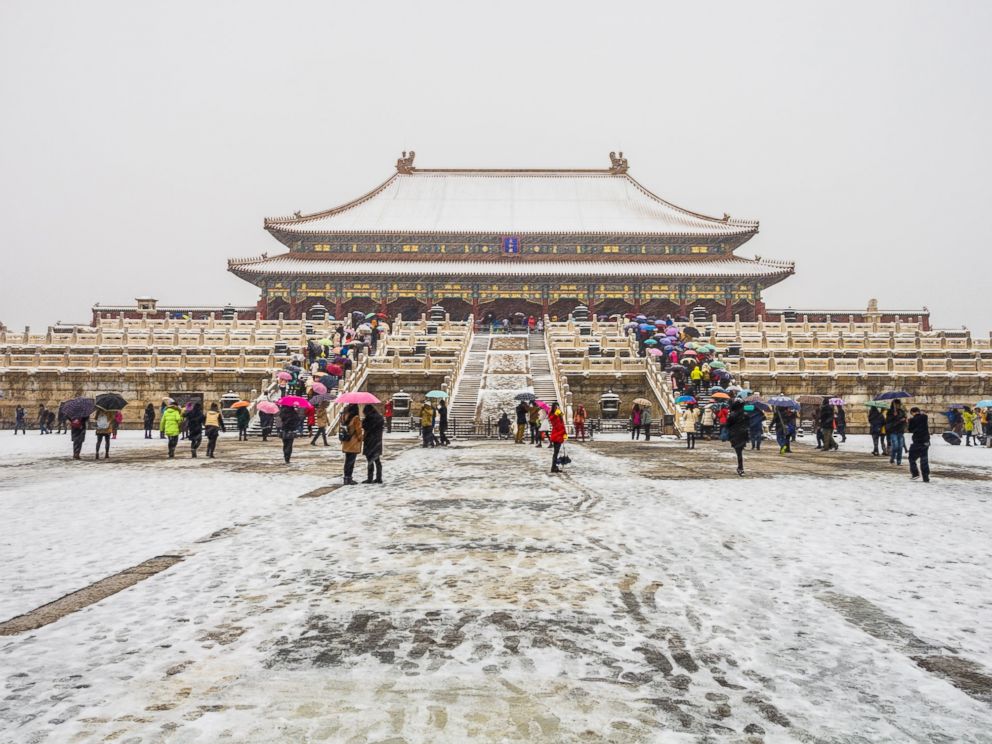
[317, 338, 334, 346]
[425, 390, 448, 399]
[864, 400, 891, 409]
[644, 339, 658, 345]
[710, 361, 726, 369]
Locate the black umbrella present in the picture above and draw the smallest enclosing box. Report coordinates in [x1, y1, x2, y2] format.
[95, 393, 128, 411]
[682, 326, 701, 338]
[62, 397, 96, 419]
[514, 392, 537, 401]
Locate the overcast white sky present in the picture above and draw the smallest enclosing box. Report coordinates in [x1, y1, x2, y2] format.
[1, 1, 990, 333]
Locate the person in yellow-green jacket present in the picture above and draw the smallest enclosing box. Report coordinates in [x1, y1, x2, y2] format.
[962, 406, 976, 446]
[159, 400, 183, 459]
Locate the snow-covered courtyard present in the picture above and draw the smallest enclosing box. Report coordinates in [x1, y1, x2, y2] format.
[1, 430, 991, 742]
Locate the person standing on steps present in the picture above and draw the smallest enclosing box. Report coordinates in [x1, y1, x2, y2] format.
[94, 408, 113, 460]
[69, 414, 89, 459]
[549, 401, 567, 473]
[143, 403, 155, 439]
[340, 403, 365, 484]
[235, 403, 251, 441]
[726, 399, 749, 476]
[279, 403, 302, 464]
[361, 403, 384, 484]
[160, 400, 183, 459]
[310, 401, 330, 446]
[186, 402, 206, 458]
[681, 404, 699, 449]
[515, 400, 529, 444]
[437, 399, 450, 445]
[204, 402, 226, 458]
[907, 406, 931, 482]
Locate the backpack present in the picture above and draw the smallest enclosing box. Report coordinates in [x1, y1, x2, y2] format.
[70, 418, 84, 430]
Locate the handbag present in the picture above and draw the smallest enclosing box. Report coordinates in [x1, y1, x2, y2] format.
[338, 426, 351, 443]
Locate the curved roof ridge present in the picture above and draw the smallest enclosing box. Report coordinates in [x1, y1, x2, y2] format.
[264, 173, 399, 227]
[622, 173, 759, 229]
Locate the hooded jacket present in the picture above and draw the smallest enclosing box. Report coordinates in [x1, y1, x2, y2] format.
[160, 405, 183, 437]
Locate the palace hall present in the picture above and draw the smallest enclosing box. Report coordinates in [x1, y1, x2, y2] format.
[228, 152, 795, 321]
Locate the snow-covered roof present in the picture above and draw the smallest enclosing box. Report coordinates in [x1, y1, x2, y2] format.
[229, 255, 793, 279]
[264, 165, 758, 238]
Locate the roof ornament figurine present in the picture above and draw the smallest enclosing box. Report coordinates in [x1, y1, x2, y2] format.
[293, 210, 302, 218]
[608, 151, 629, 174]
[396, 150, 416, 174]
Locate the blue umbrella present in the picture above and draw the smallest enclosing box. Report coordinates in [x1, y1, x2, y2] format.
[675, 395, 696, 404]
[639, 323, 654, 330]
[875, 391, 910, 401]
[977, 400, 992, 408]
[768, 395, 800, 410]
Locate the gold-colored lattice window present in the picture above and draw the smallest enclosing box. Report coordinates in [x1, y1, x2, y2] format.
[603, 245, 620, 253]
[691, 246, 709, 254]
[314, 244, 330, 252]
[402, 245, 419, 252]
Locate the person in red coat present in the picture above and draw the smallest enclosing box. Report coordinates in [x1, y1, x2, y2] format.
[549, 402, 568, 473]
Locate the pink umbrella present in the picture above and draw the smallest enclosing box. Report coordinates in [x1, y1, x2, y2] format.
[646, 348, 663, 357]
[312, 382, 328, 395]
[277, 395, 314, 410]
[334, 391, 381, 405]
[276, 371, 293, 381]
[257, 400, 279, 415]
[535, 400, 551, 413]
[682, 349, 698, 357]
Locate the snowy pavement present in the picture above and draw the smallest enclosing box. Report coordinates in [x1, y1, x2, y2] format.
[1, 430, 991, 742]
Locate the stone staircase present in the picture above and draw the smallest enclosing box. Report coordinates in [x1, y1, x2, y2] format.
[529, 333, 559, 405]
[449, 334, 490, 425]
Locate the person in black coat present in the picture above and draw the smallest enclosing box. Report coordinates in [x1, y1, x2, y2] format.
[836, 405, 847, 442]
[143, 403, 155, 439]
[279, 405, 302, 464]
[725, 400, 750, 476]
[361, 404, 385, 484]
[819, 398, 838, 451]
[259, 410, 274, 441]
[907, 407, 931, 482]
[868, 406, 886, 455]
[437, 400, 450, 445]
[186, 402, 206, 458]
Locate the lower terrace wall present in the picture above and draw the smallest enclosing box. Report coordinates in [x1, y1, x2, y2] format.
[0, 370, 269, 428]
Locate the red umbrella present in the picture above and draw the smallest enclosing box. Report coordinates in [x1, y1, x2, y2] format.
[325, 364, 344, 376]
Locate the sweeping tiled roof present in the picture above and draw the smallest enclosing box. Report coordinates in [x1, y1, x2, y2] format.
[264, 155, 758, 238]
[228, 255, 794, 279]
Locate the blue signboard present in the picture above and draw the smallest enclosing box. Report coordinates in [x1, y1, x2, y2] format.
[502, 236, 520, 254]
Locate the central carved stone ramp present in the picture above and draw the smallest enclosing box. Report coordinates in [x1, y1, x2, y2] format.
[448, 334, 490, 427]
[528, 332, 558, 404]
